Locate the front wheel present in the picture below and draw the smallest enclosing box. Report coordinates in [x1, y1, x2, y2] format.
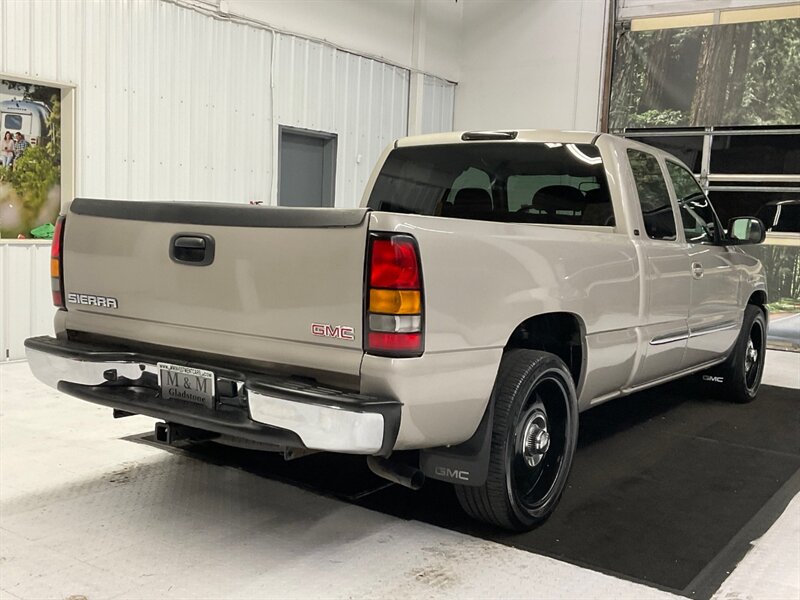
[709, 305, 767, 403]
[455, 349, 578, 531]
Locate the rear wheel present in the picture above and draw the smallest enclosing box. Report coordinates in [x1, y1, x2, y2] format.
[708, 305, 766, 403]
[455, 349, 578, 531]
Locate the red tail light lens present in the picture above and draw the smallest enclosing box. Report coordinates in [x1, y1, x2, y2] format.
[369, 238, 420, 289]
[365, 234, 423, 357]
[368, 332, 422, 352]
[51, 216, 66, 308]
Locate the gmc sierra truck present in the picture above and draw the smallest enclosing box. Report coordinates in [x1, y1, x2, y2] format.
[26, 130, 768, 531]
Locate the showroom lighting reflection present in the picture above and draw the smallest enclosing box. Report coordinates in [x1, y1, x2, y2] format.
[566, 143, 602, 165]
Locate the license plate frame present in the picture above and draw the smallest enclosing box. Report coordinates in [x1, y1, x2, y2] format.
[158, 362, 216, 407]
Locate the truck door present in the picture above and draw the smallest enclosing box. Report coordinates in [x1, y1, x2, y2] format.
[665, 161, 740, 367]
[627, 149, 691, 386]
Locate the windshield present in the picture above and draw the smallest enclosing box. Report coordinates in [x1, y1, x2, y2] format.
[367, 142, 614, 226]
[773, 203, 800, 233]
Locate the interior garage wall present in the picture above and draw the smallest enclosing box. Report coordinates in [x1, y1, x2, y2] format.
[421, 74, 456, 135]
[223, 0, 462, 82]
[0, 0, 429, 208]
[271, 33, 409, 206]
[0, 243, 51, 361]
[453, 0, 609, 132]
[0, 0, 456, 360]
[2, 0, 272, 204]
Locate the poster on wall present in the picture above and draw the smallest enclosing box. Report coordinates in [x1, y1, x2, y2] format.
[609, 18, 800, 130]
[0, 79, 61, 239]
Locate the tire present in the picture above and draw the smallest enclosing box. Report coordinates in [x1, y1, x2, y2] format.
[709, 305, 767, 404]
[455, 349, 579, 531]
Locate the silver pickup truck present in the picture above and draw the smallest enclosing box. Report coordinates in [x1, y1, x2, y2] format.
[26, 130, 768, 531]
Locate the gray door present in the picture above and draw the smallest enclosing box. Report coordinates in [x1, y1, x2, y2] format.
[279, 128, 336, 207]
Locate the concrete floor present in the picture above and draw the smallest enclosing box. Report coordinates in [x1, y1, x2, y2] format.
[1, 351, 798, 599]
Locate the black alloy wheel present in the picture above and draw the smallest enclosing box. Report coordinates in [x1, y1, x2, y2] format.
[455, 349, 578, 531]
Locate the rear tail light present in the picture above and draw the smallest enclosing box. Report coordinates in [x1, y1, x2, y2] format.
[365, 234, 424, 357]
[51, 215, 66, 308]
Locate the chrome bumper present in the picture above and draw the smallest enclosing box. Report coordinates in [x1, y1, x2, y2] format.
[25, 336, 400, 456]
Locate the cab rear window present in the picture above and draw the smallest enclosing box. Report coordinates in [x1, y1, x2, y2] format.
[367, 142, 614, 226]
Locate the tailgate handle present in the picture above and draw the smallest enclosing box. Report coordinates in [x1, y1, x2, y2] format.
[170, 234, 215, 266]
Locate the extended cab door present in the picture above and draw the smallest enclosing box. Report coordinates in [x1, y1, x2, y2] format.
[665, 161, 740, 367]
[626, 149, 692, 385]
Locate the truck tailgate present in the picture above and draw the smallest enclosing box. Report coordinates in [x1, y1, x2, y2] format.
[61, 199, 369, 377]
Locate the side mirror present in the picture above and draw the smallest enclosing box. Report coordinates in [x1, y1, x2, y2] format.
[726, 217, 766, 245]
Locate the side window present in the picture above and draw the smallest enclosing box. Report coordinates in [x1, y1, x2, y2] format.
[666, 161, 719, 245]
[4, 114, 23, 130]
[628, 150, 677, 241]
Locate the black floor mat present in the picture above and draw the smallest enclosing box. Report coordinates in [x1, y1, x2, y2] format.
[134, 383, 800, 597]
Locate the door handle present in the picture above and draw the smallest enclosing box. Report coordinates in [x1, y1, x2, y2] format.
[170, 233, 215, 266]
[691, 262, 704, 279]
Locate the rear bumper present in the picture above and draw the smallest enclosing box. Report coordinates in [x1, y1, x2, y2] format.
[24, 336, 400, 456]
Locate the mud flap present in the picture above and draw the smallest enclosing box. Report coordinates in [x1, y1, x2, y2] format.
[419, 402, 493, 487]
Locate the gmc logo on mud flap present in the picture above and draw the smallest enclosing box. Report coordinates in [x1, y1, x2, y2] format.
[435, 467, 470, 481]
[703, 375, 725, 384]
[311, 323, 355, 341]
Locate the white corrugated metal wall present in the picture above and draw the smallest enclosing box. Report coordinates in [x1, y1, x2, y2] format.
[272, 33, 410, 207]
[421, 74, 455, 135]
[0, 0, 456, 360]
[0, 242, 52, 361]
[0, 0, 456, 206]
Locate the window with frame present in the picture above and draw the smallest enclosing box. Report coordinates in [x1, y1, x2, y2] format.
[367, 142, 613, 226]
[666, 161, 720, 245]
[3, 113, 24, 130]
[628, 149, 677, 240]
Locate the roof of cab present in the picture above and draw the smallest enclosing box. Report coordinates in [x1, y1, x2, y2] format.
[394, 129, 602, 148]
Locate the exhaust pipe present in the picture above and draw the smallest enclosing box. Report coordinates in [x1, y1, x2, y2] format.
[367, 456, 425, 490]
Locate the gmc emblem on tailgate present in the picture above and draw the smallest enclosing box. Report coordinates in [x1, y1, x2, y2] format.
[311, 323, 355, 341]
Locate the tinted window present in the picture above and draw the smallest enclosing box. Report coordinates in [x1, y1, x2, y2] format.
[709, 188, 794, 224]
[628, 149, 676, 240]
[3, 114, 22, 130]
[507, 175, 601, 213]
[445, 167, 493, 206]
[367, 142, 613, 226]
[633, 135, 704, 173]
[667, 161, 720, 244]
[710, 134, 800, 175]
[756, 201, 800, 233]
[772, 204, 800, 233]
